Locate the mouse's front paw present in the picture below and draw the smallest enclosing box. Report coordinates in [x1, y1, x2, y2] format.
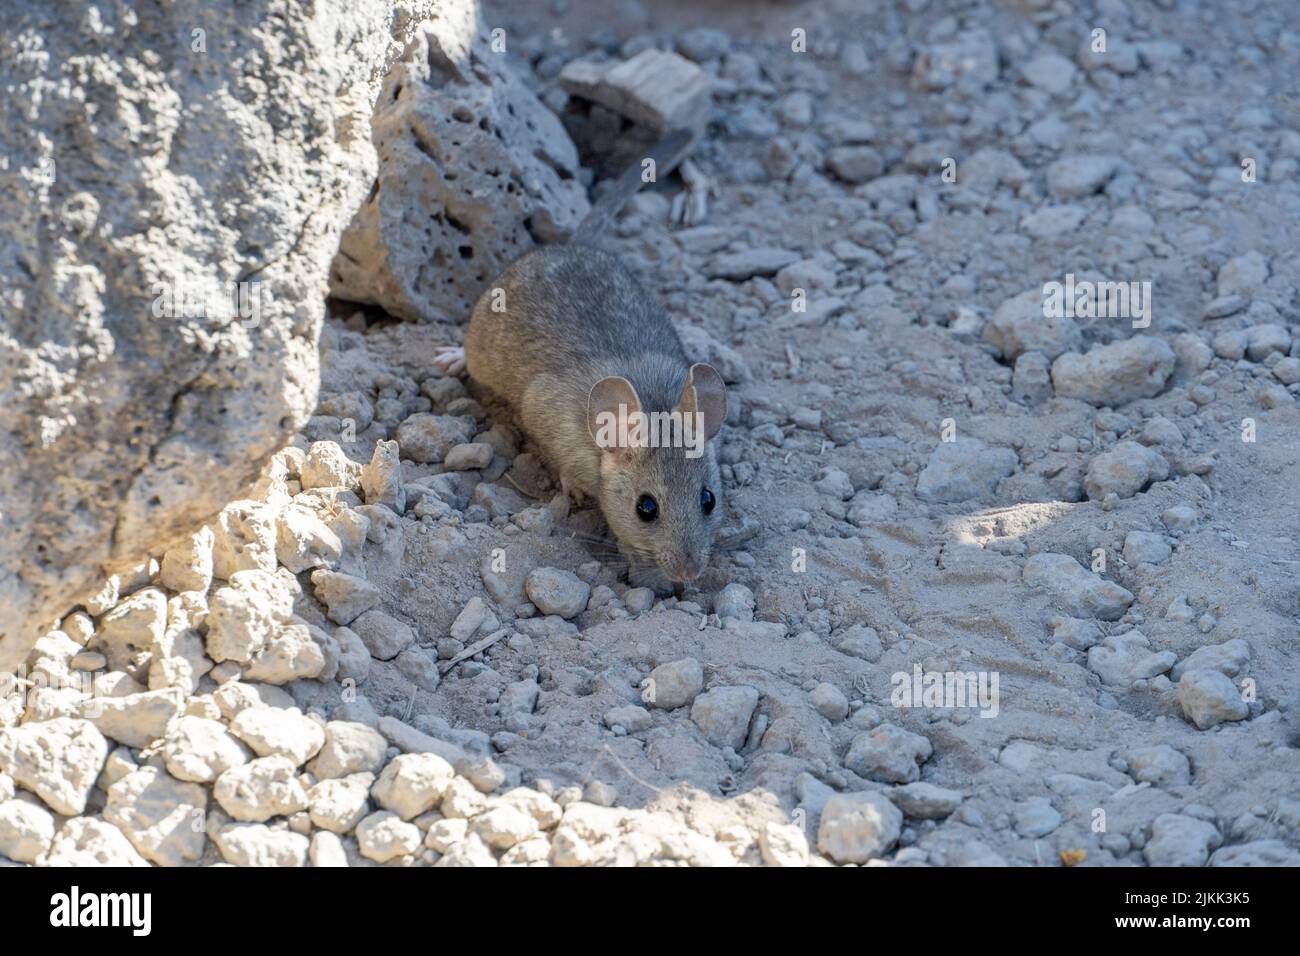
[433, 346, 467, 377]
[560, 476, 586, 507]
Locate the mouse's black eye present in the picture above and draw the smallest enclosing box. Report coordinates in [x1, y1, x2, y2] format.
[700, 487, 715, 515]
[636, 494, 658, 522]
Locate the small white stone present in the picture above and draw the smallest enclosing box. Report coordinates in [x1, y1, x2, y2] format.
[0, 799, 56, 863]
[230, 707, 326, 767]
[371, 753, 456, 820]
[817, 791, 902, 864]
[356, 810, 423, 863]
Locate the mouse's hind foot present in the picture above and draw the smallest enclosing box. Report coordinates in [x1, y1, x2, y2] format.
[669, 158, 714, 227]
[433, 346, 467, 377]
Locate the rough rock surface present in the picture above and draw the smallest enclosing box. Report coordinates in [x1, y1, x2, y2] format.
[0, 0, 442, 671]
[329, 6, 590, 321]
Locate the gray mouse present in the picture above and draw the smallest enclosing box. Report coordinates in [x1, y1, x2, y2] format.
[433, 131, 727, 591]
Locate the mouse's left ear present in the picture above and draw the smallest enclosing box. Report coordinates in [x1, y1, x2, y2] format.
[589, 375, 642, 459]
[676, 363, 727, 441]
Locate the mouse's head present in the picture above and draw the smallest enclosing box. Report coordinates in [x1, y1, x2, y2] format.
[588, 364, 727, 583]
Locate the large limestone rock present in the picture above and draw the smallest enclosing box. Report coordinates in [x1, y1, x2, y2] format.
[0, 0, 442, 673]
[329, 8, 590, 323]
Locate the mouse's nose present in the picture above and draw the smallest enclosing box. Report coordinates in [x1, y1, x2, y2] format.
[679, 558, 702, 582]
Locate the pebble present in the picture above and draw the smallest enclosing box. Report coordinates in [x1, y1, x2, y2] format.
[360, 439, 405, 512]
[105, 766, 208, 865]
[1051, 338, 1176, 406]
[844, 724, 933, 784]
[443, 442, 493, 471]
[0, 717, 108, 816]
[395, 414, 472, 464]
[1125, 745, 1191, 787]
[690, 686, 759, 749]
[1020, 52, 1076, 93]
[1210, 840, 1300, 867]
[813, 466, 855, 501]
[300, 440, 358, 490]
[1177, 670, 1249, 729]
[1049, 615, 1103, 650]
[307, 772, 374, 834]
[1123, 531, 1172, 566]
[87, 688, 184, 748]
[832, 624, 883, 662]
[450, 596, 495, 641]
[1171, 639, 1250, 681]
[349, 609, 416, 661]
[644, 658, 705, 709]
[827, 145, 884, 183]
[0, 799, 56, 863]
[213, 756, 308, 823]
[1045, 154, 1121, 199]
[1087, 630, 1175, 688]
[212, 822, 309, 867]
[1272, 356, 1300, 385]
[307, 721, 388, 779]
[229, 707, 325, 767]
[1141, 415, 1183, 446]
[913, 30, 999, 91]
[311, 569, 382, 625]
[890, 782, 963, 819]
[42, 818, 148, 866]
[435, 832, 498, 867]
[1246, 323, 1291, 362]
[1216, 251, 1269, 297]
[525, 567, 591, 619]
[96, 587, 168, 671]
[1084, 441, 1170, 500]
[915, 438, 1018, 503]
[275, 506, 343, 573]
[1023, 552, 1134, 621]
[1013, 796, 1062, 837]
[371, 753, 456, 820]
[622, 587, 655, 613]
[847, 491, 897, 526]
[676, 26, 731, 62]
[603, 705, 652, 733]
[163, 715, 251, 783]
[356, 810, 423, 862]
[1144, 814, 1222, 866]
[470, 803, 538, 850]
[708, 247, 800, 280]
[816, 791, 903, 864]
[309, 830, 349, 867]
[982, 289, 1081, 360]
[810, 683, 849, 721]
[713, 582, 755, 621]
[395, 647, 441, 693]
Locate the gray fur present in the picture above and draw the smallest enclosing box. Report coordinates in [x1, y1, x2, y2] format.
[464, 244, 725, 586]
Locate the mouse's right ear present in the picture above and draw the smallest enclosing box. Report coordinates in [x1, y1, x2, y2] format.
[588, 376, 642, 459]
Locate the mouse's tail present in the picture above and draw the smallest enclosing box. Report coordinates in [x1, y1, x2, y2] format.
[568, 127, 694, 245]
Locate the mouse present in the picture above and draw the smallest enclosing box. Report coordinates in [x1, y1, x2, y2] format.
[433, 131, 728, 592]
